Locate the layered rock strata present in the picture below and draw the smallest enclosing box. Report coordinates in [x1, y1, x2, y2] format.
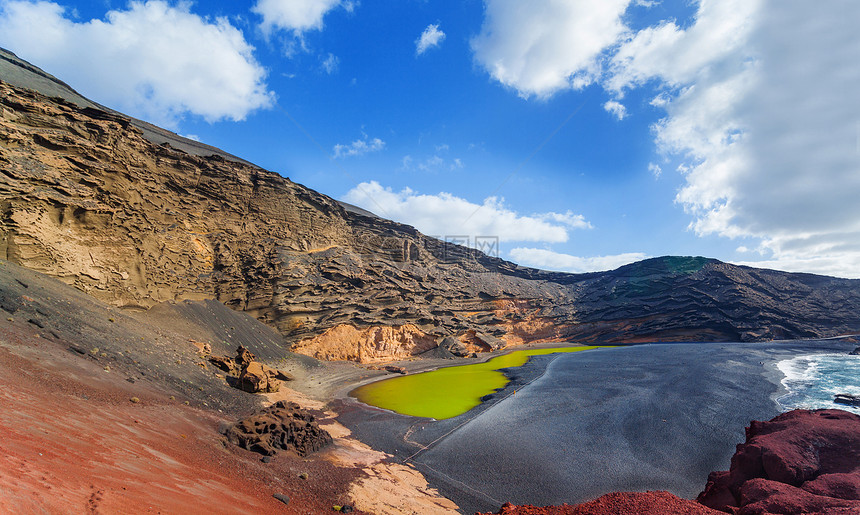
[3, 49, 860, 362]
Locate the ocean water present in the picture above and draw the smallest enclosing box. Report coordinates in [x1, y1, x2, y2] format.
[776, 353, 860, 414]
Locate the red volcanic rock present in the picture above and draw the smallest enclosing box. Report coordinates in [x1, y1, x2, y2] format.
[486, 410, 860, 515]
[698, 409, 860, 514]
[737, 478, 860, 515]
[478, 491, 721, 515]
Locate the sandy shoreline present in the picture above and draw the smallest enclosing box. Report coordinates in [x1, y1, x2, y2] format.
[330, 338, 859, 514]
[3, 255, 856, 515]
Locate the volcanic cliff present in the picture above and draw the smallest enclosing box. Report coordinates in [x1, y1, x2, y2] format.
[2, 48, 860, 363]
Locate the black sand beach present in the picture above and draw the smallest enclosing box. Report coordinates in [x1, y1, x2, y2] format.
[335, 340, 858, 514]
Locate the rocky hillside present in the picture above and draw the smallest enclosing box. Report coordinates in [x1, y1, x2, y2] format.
[2, 48, 859, 362]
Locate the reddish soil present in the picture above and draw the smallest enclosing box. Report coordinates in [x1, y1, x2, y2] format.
[0, 324, 363, 514]
[479, 491, 721, 514]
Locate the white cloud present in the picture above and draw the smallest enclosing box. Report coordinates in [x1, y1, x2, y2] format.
[332, 135, 385, 158]
[471, 0, 631, 98]
[509, 248, 649, 273]
[470, 1, 860, 277]
[606, 0, 758, 93]
[0, 0, 273, 128]
[342, 181, 590, 243]
[648, 162, 662, 179]
[416, 23, 445, 55]
[253, 0, 342, 36]
[321, 52, 339, 74]
[606, 0, 860, 278]
[603, 100, 627, 120]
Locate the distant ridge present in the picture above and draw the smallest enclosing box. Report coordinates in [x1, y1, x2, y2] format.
[0, 47, 251, 163]
[2, 49, 859, 359]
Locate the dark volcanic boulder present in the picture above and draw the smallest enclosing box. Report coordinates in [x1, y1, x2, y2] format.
[225, 401, 332, 457]
[834, 394, 860, 406]
[697, 409, 860, 514]
[849, 346, 860, 355]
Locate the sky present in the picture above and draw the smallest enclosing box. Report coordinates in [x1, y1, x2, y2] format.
[1, 0, 859, 278]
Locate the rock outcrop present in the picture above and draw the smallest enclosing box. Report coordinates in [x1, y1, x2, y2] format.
[3, 49, 860, 363]
[225, 401, 333, 457]
[291, 323, 438, 363]
[209, 345, 292, 393]
[835, 394, 860, 406]
[483, 410, 860, 515]
[698, 409, 860, 514]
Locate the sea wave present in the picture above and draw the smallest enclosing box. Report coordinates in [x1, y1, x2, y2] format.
[776, 353, 860, 414]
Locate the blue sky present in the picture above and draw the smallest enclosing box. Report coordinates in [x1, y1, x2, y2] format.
[1, 0, 859, 277]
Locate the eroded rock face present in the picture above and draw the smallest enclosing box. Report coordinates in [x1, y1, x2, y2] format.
[291, 323, 437, 363]
[698, 409, 860, 514]
[3, 52, 860, 362]
[225, 401, 332, 457]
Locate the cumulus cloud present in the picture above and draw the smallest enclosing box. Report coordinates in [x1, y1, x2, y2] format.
[342, 181, 590, 243]
[0, 0, 273, 128]
[253, 0, 342, 36]
[472, 0, 860, 277]
[332, 135, 385, 158]
[416, 23, 445, 55]
[608, 0, 860, 278]
[603, 100, 627, 120]
[606, 0, 758, 93]
[471, 0, 631, 98]
[509, 248, 649, 273]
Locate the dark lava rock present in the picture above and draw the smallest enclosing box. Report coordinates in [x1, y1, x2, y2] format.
[272, 493, 290, 505]
[849, 346, 860, 355]
[225, 401, 332, 457]
[834, 394, 860, 406]
[697, 409, 860, 514]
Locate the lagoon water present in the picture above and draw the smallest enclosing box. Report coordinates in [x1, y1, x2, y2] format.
[351, 346, 597, 419]
[342, 340, 858, 513]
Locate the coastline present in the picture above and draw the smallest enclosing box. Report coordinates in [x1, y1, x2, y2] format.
[332, 338, 858, 514]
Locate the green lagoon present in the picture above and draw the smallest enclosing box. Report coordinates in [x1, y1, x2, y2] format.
[350, 345, 598, 420]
